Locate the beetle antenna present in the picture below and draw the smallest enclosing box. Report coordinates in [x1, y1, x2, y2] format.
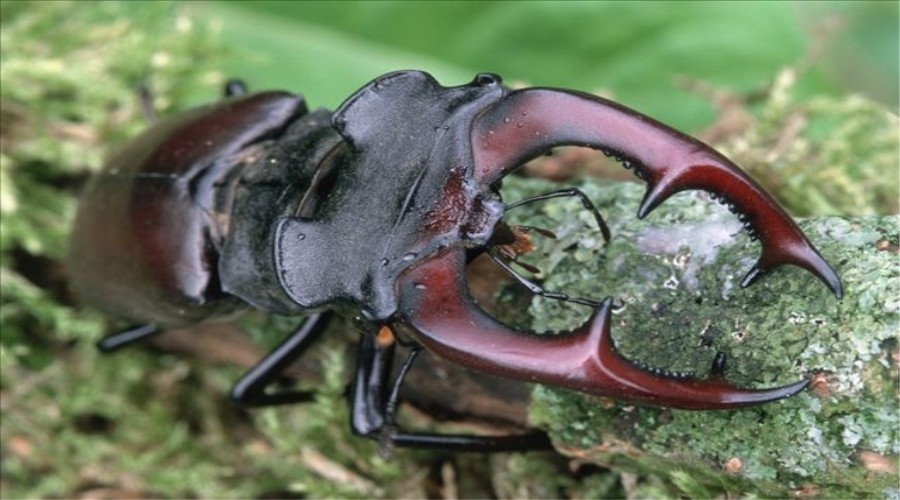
[488, 251, 602, 308]
[505, 187, 611, 243]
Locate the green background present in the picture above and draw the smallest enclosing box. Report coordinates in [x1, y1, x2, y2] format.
[186, 1, 898, 127]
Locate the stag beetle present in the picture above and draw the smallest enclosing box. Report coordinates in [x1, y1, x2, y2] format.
[69, 71, 842, 452]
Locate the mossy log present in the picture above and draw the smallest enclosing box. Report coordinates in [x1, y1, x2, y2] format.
[498, 177, 898, 498]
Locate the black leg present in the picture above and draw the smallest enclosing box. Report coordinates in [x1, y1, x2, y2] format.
[97, 324, 160, 352]
[350, 329, 394, 440]
[230, 312, 330, 408]
[488, 251, 602, 309]
[350, 332, 553, 454]
[506, 187, 611, 243]
[137, 85, 158, 124]
[350, 328, 396, 439]
[224, 79, 248, 97]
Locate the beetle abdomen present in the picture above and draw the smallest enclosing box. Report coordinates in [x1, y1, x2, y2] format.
[69, 92, 307, 326]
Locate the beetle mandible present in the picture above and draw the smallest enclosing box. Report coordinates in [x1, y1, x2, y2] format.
[69, 71, 842, 452]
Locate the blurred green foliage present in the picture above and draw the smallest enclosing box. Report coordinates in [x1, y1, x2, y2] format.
[721, 70, 900, 216]
[189, 1, 898, 129]
[1, 1, 897, 498]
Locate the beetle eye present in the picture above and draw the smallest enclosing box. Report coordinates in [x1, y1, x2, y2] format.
[473, 73, 502, 87]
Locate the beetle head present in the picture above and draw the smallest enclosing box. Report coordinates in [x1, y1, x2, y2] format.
[273, 71, 508, 321]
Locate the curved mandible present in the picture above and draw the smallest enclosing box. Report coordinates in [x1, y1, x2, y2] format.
[471, 88, 842, 298]
[395, 248, 809, 410]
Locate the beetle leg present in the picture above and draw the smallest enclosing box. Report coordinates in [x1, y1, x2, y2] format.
[230, 313, 330, 408]
[350, 330, 552, 453]
[396, 249, 809, 410]
[472, 88, 842, 298]
[137, 85, 158, 124]
[350, 327, 394, 441]
[224, 79, 248, 97]
[97, 323, 160, 352]
[377, 344, 422, 457]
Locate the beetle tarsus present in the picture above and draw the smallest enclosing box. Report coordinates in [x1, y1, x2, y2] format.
[710, 351, 728, 378]
[230, 313, 330, 408]
[739, 261, 767, 289]
[137, 85, 158, 124]
[224, 79, 248, 97]
[96, 323, 160, 352]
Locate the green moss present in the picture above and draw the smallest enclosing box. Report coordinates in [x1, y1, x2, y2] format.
[491, 453, 579, 498]
[0, 3, 407, 498]
[1, 1, 223, 349]
[720, 70, 900, 217]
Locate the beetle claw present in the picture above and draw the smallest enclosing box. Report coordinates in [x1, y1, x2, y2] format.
[397, 249, 810, 410]
[471, 88, 843, 299]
